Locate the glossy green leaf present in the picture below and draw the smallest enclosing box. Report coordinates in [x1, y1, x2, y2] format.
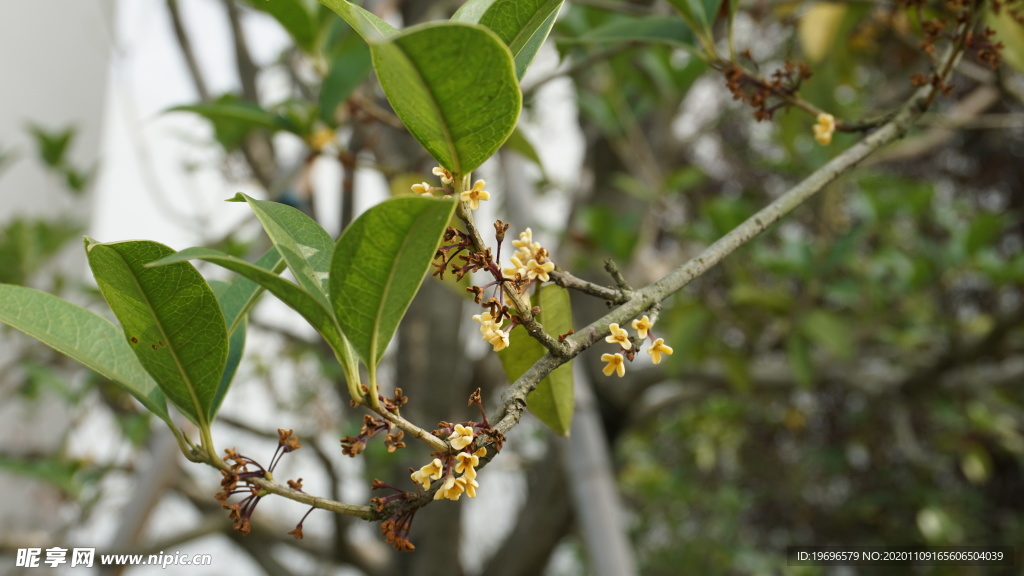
[498, 285, 574, 435]
[371, 22, 521, 174]
[148, 247, 359, 399]
[216, 248, 286, 337]
[569, 16, 697, 50]
[0, 284, 169, 423]
[228, 193, 334, 311]
[456, 0, 564, 79]
[239, 0, 318, 53]
[330, 196, 457, 366]
[86, 239, 227, 427]
[318, 0, 398, 41]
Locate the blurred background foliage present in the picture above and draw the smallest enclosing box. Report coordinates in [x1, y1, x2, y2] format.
[2, 0, 1023, 574]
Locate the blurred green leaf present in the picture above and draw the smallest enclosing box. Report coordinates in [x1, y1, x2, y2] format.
[785, 332, 814, 388]
[499, 285, 575, 435]
[964, 213, 1005, 256]
[0, 284, 169, 424]
[169, 95, 290, 149]
[665, 0, 722, 34]
[86, 239, 227, 427]
[0, 218, 83, 285]
[568, 15, 697, 50]
[26, 124, 74, 169]
[318, 0, 398, 41]
[240, 0, 318, 53]
[801, 309, 853, 359]
[502, 126, 545, 173]
[371, 22, 521, 174]
[319, 33, 372, 124]
[330, 196, 456, 366]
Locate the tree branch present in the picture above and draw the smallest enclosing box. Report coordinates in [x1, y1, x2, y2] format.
[490, 37, 968, 435]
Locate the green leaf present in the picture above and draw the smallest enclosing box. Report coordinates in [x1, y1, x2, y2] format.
[785, 332, 814, 389]
[169, 96, 288, 150]
[319, 35, 372, 124]
[86, 239, 227, 427]
[529, 287, 575, 433]
[371, 22, 521, 174]
[27, 124, 75, 169]
[502, 126, 546, 174]
[318, 0, 398, 41]
[451, 0, 498, 23]
[228, 193, 334, 310]
[568, 16, 697, 50]
[666, 0, 723, 34]
[330, 196, 457, 366]
[209, 281, 248, 421]
[456, 0, 564, 79]
[801, 310, 853, 359]
[216, 247, 286, 337]
[498, 285, 574, 435]
[0, 284, 169, 423]
[239, 0, 318, 53]
[149, 247, 362, 401]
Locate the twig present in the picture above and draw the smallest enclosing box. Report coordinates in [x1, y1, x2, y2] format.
[490, 35, 969, 435]
[165, 0, 210, 101]
[455, 197, 570, 357]
[549, 269, 627, 303]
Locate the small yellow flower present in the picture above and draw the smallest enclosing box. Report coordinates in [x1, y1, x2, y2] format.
[632, 315, 652, 340]
[512, 228, 537, 250]
[472, 313, 499, 333]
[458, 475, 480, 498]
[526, 259, 555, 282]
[461, 179, 490, 210]
[448, 424, 475, 450]
[484, 328, 510, 352]
[433, 473, 464, 500]
[455, 447, 486, 479]
[605, 323, 632, 350]
[648, 338, 674, 365]
[411, 181, 433, 195]
[502, 256, 526, 280]
[432, 166, 454, 186]
[410, 458, 444, 490]
[813, 113, 836, 146]
[601, 353, 625, 377]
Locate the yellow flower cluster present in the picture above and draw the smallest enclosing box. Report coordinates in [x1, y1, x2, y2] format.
[813, 113, 836, 146]
[409, 424, 487, 501]
[434, 446, 486, 500]
[473, 313, 510, 351]
[502, 228, 555, 284]
[600, 315, 674, 378]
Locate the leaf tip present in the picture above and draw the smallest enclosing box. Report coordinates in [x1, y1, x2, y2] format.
[226, 192, 249, 203]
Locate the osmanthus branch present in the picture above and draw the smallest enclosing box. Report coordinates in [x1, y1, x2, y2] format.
[489, 35, 970, 436]
[455, 191, 570, 358]
[203, 14, 972, 533]
[372, 405, 449, 453]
